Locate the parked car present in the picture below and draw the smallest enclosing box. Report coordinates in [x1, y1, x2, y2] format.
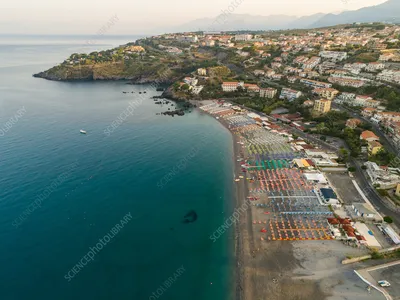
[378, 280, 390, 287]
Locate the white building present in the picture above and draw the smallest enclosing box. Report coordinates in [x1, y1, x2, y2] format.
[183, 77, 198, 86]
[192, 85, 204, 95]
[364, 161, 400, 189]
[279, 88, 302, 101]
[319, 51, 348, 61]
[365, 62, 385, 72]
[177, 35, 198, 43]
[235, 34, 253, 41]
[260, 88, 277, 98]
[377, 70, 400, 84]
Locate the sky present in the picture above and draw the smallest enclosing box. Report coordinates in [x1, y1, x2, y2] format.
[0, 0, 388, 35]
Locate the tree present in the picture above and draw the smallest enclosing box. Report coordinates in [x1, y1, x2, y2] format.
[384, 216, 393, 224]
[348, 167, 356, 172]
[339, 148, 350, 163]
[181, 84, 190, 91]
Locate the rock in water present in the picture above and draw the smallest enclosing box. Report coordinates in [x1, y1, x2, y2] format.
[182, 210, 197, 223]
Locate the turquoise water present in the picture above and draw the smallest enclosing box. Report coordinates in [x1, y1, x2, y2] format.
[0, 36, 234, 300]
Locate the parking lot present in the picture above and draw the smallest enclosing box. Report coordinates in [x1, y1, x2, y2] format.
[369, 263, 400, 300]
[326, 173, 363, 205]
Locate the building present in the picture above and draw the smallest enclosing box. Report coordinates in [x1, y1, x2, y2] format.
[319, 51, 348, 61]
[313, 88, 339, 100]
[319, 188, 339, 205]
[396, 183, 400, 197]
[221, 81, 243, 92]
[177, 35, 198, 43]
[328, 77, 365, 88]
[235, 34, 253, 41]
[197, 68, 207, 76]
[313, 99, 332, 114]
[335, 92, 356, 104]
[183, 77, 198, 86]
[344, 63, 366, 74]
[360, 130, 379, 142]
[124, 45, 146, 53]
[361, 107, 377, 118]
[375, 112, 400, 125]
[259, 88, 277, 98]
[353, 95, 381, 108]
[364, 161, 400, 189]
[253, 69, 265, 76]
[244, 83, 260, 93]
[346, 118, 362, 129]
[205, 40, 215, 47]
[279, 88, 302, 101]
[300, 79, 332, 89]
[377, 70, 400, 84]
[191, 85, 204, 95]
[368, 140, 383, 156]
[365, 62, 385, 72]
[302, 56, 321, 69]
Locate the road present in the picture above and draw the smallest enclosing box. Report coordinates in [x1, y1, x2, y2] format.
[332, 103, 399, 155]
[356, 260, 400, 300]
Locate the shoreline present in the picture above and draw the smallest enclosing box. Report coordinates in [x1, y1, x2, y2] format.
[196, 104, 245, 300]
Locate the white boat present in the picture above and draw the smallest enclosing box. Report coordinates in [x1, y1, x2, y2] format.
[80, 130, 87, 134]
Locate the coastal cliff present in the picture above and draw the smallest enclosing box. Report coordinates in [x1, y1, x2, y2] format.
[33, 61, 177, 84]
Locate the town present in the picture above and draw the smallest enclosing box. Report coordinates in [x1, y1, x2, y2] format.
[36, 21, 400, 300]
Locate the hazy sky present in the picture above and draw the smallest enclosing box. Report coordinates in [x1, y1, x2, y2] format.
[1, 0, 387, 34]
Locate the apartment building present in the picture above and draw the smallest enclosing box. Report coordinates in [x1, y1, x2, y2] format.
[374, 111, 400, 125]
[319, 51, 348, 61]
[313, 88, 339, 100]
[328, 77, 365, 88]
[365, 62, 385, 72]
[364, 161, 400, 189]
[377, 70, 400, 84]
[259, 88, 277, 98]
[313, 99, 332, 114]
[361, 107, 377, 118]
[302, 56, 321, 69]
[221, 81, 243, 92]
[279, 88, 302, 101]
[368, 141, 383, 156]
[244, 83, 260, 93]
[300, 79, 332, 89]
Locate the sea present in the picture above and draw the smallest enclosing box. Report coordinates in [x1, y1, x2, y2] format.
[0, 35, 234, 300]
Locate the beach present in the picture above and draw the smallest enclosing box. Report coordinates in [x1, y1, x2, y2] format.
[198, 100, 381, 300]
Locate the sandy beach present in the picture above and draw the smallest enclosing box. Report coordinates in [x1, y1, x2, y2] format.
[196, 100, 383, 300]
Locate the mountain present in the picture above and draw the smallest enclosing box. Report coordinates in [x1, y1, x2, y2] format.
[286, 13, 326, 30]
[173, 13, 299, 32]
[311, 0, 400, 28]
[171, 0, 399, 33]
